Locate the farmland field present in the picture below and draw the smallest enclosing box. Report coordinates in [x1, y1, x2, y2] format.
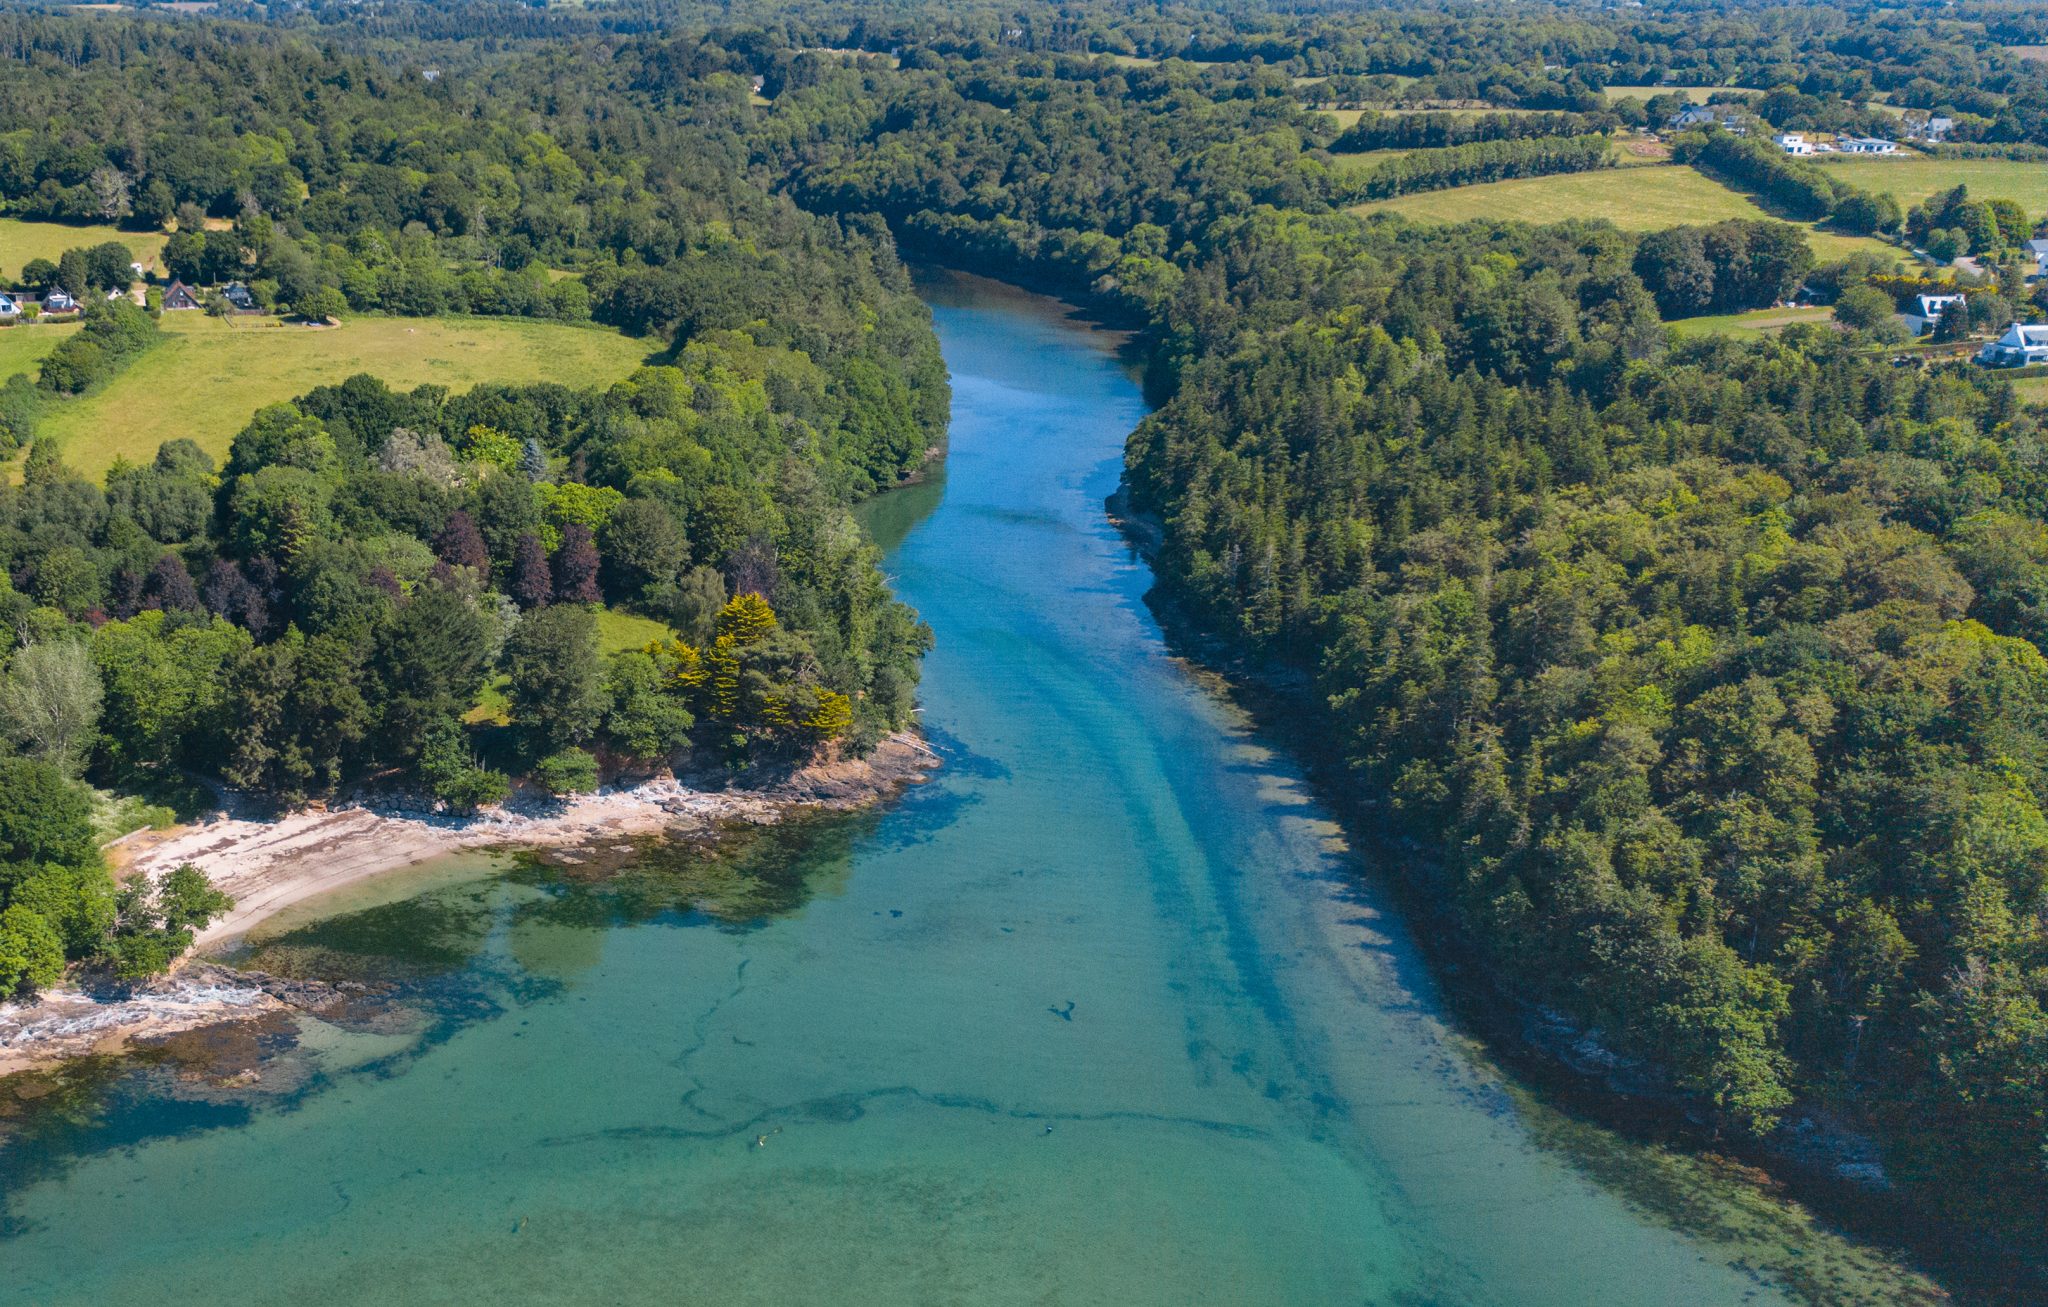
[27, 313, 653, 481]
[0, 217, 168, 274]
[1352, 164, 1902, 263]
[1811, 155, 2048, 213]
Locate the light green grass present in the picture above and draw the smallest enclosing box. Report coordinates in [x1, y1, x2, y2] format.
[31, 313, 653, 482]
[1327, 147, 1411, 172]
[1601, 85, 1758, 103]
[1352, 165, 1901, 264]
[2013, 375, 2048, 406]
[1668, 306, 1834, 337]
[1811, 155, 2048, 214]
[0, 217, 166, 277]
[594, 607, 677, 654]
[0, 321, 78, 380]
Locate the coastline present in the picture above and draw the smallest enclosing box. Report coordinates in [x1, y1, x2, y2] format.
[0, 733, 938, 1077]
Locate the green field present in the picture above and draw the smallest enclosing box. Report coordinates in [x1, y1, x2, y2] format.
[0, 217, 167, 277]
[1668, 306, 1834, 338]
[1811, 155, 2048, 213]
[27, 313, 653, 481]
[1353, 164, 1901, 263]
[1601, 85, 1759, 103]
[0, 320, 77, 380]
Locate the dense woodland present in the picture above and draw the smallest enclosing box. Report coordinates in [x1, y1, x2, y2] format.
[0, 9, 946, 996]
[7, 0, 2048, 1267]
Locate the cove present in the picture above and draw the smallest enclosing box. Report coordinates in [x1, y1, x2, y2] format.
[0, 272, 1930, 1305]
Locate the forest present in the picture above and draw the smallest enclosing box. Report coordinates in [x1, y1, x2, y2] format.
[6, 0, 2048, 1267]
[0, 10, 945, 995]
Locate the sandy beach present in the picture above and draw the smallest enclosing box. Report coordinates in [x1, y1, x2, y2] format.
[0, 734, 938, 1076]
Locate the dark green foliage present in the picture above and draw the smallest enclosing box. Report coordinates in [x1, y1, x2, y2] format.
[36, 301, 160, 398]
[1633, 220, 1813, 318]
[1333, 111, 1617, 153]
[1350, 134, 1614, 202]
[534, 748, 601, 796]
[503, 604, 604, 755]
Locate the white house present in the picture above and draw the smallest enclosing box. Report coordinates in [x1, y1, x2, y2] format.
[0, 294, 17, 318]
[1903, 292, 1967, 336]
[41, 289, 75, 312]
[1775, 132, 1814, 155]
[2028, 238, 2048, 276]
[1977, 322, 2048, 367]
[1838, 136, 1898, 155]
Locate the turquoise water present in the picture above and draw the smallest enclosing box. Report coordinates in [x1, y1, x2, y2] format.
[0, 274, 1892, 1305]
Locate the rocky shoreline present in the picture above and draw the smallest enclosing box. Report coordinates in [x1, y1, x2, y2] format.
[0, 733, 938, 1077]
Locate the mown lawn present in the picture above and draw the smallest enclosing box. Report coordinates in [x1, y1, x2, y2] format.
[29, 313, 654, 481]
[1810, 155, 2048, 214]
[1, 217, 168, 275]
[1352, 164, 1903, 264]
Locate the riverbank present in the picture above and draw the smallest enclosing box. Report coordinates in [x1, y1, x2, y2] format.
[0, 733, 938, 1077]
[1103, 485, 2034, 1303]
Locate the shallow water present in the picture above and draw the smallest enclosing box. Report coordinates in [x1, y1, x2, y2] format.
[0, 273, 1932, 1305]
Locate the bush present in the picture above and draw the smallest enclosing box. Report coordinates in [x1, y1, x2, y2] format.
[534, 747, 600, 796]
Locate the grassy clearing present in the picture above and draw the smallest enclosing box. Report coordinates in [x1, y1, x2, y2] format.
[2008, 45, 2048, 63]
[2013, 375, 2048, 406]
[1352, 164, 1902, 264]
[594, 607, 677, 654]
[1668, 306, 1834, 338]
[1811, 155, 2048, 213]
[29, 313, 653, 482]
[0, 217, 167, 275]
[1601, 85, 1758, 103]
[1327, 147, 1411, 173]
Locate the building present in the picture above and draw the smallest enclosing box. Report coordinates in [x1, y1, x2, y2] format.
[1837, 136, 1898, 154]
[1977, 322, 2048, 367]
[1903, 292, 1967, 336]
[0, 294, 17, 318]
[1775, 132, 1814, 155]
[220, 281, 258, 311]
[2028, 238, 2048, 277]
[1668, 105, 1747, 134]
[162, 280, 202, 311]
[41, 289, 76, 312]
[1905, 114, 1955, 143]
